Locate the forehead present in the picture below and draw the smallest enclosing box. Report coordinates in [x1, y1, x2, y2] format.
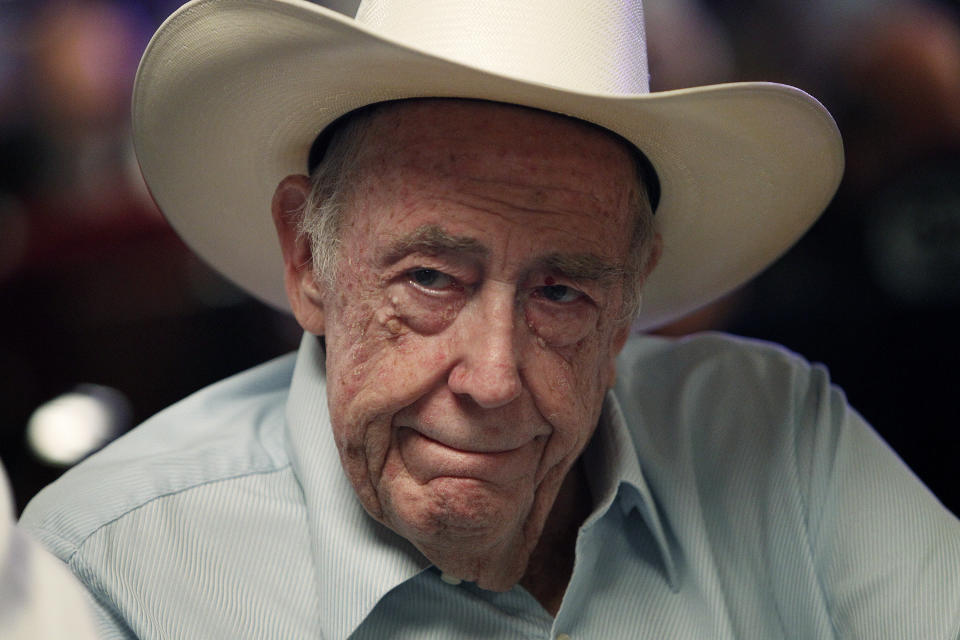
[338, 100, 639, 257]
[351, 99, 639, 192]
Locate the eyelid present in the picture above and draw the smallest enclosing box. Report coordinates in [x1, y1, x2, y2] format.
[552, 285, 584, 303]
[405, 267, 462, 295]
[392, 250, 478, 277]
[533, 271, 595, 296]
[532, 283, 587, 304]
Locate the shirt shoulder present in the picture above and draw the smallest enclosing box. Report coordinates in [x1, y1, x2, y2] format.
[20, 352, 298, 562]
[613, 330, 849, 530]
[617, 330, 812, 380]
[614, 332, 960, 638]
[615, 330, 822, 426]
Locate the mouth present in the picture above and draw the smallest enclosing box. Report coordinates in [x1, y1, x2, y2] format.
[407, 428, 526, 454]
[394, 426, 542, 483]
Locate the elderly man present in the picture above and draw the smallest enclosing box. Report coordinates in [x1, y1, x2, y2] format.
[21, 0, 960, 638]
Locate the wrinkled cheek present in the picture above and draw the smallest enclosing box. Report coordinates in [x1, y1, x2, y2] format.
[551, 338, 616, 401]
[532, 429, 582, 487]
[326, 331, 386, 401]
[335, 439, 381, 514]
[525, 309, 595, 348]
[529, 365, 607, 485]
[327, 307, 426, 398]
[333, 421, 393, 519]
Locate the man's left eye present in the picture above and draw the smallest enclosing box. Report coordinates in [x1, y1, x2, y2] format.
[538, 284, 583, 303]
[408, 268, 455, 290]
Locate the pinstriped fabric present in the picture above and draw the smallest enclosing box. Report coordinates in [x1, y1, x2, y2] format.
[20, 332, 960, 639]
[73, 469, 317, 639]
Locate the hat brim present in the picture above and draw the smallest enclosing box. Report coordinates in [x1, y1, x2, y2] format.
[133, 0, 843, 330]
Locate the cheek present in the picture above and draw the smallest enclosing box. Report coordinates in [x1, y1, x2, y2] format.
[527, 313, 616, 390]
[332, 417, 393, 522]
[525, 329, 618, 438]
[325, 303, 378, 395]
[323, 291, 453, 432]
[524, 303, 597, 348]
[325, 287, 419, 390]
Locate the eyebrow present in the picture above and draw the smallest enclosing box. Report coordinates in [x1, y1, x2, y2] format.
[378, 225, 489, 266]
[377, 224, 624, 284]
[536, 252, 625, 285]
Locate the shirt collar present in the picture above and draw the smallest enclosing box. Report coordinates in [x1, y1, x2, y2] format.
[583, 391, 679, 591]
[285, 333, 431, 640]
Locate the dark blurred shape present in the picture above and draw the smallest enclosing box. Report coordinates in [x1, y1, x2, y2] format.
[0, 0, 301, 515]
[839, 1, 960, 190]
[645, 0, 735, 90]
[866, 155, 960, 307]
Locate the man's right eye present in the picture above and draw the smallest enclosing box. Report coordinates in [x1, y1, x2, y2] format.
[408, 268, 455, 291]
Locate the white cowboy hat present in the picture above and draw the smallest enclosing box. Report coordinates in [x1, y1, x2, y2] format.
[132, 0, 843, 329]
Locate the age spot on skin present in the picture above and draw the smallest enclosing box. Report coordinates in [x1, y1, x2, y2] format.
[524, 315, 549, 350]
[375, 306, 405, 337]
[385, 317, 403, 335]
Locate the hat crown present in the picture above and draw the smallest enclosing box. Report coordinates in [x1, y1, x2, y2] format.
[355, 0, 650, 95]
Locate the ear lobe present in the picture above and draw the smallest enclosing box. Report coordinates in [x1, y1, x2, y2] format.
[605, 233, 661, 386]
[641, 231, 663, 284]
[271, 174, 326, 334]
[606, 322, 631, 388]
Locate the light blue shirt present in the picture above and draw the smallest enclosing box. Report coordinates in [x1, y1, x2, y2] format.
[21, 332, 960, 638]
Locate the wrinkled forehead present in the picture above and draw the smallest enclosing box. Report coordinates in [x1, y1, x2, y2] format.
[346, 102, 637, 237]
[368, 99, 628, 155]
[395, 104, 629, 189]
[311, 99, 658, 208]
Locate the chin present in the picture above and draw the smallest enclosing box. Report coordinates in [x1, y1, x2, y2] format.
[390, 476, 528, 538]
[380, 477, 547, 590]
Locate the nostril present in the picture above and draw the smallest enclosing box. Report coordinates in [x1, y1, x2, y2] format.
[447, 358, 522, 409]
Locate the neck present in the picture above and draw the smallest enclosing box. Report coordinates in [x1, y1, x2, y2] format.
[519, 458, 593, 616]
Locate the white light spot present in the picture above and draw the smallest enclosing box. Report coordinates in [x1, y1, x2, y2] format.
[26, 385, 130, 466]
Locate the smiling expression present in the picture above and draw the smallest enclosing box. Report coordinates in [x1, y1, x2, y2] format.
[280, 100, 647, 591]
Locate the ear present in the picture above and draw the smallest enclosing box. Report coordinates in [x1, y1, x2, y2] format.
[271, 174, 326, 334]
[605, 322, 632, 389]
[606, 231, 663, 387]
[640, 231, 663, 284]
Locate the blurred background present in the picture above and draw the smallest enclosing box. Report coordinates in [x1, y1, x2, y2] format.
[1, 0, 958, 515]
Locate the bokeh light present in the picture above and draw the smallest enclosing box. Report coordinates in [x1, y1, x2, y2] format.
[26, 384, 131, 466]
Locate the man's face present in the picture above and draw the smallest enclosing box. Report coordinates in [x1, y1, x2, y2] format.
[285, 100, 643, 591]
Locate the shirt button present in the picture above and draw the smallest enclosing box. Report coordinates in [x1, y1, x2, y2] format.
[439, 572, 462, 585]
[557, 634, 572, 640]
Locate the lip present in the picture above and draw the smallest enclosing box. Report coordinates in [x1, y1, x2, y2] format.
[406, 427, 527, 454]
[393, 412, 549, 453]
[395, 427, 542, 483]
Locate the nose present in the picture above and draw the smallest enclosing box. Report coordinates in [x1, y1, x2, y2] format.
[447, 285, 523, 409]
